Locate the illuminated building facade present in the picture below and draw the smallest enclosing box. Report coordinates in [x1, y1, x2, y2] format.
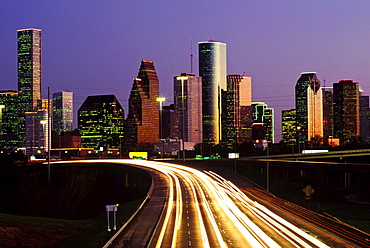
[222, 75, 252, 149]
[78, 94, 124, 149]
[295, 72, 323, 144]
[53, 91, 73, 135]
[125, 60, 159, 152]
[199, 41, 226, 145]
[25, 110, 49, 155]
[18, 28, 42, 112]
[333, 80, 360, 143]
[174, 73, 202, 144]
[281, 109, 296, 145]
[18, 28, 42, 145]
[252, 102, 274, 143]
[0, 91, 20, 147]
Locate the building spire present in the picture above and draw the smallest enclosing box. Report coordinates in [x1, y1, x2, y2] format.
[190, 39, 193, 73]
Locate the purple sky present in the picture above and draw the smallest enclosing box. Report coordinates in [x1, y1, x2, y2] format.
[1, 1, 370, 142]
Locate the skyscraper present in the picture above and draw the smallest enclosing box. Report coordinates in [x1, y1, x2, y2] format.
[199, 41, 226, 145]
[18, 28, 42, 146]
[322, 86, 334, 140]
[18, 28, 42, 112]
[222, 75, 252, 149]
[360, 95, 370, 142]
[281, 109, 296, 145]
[53, 91, 73, 135]
[295, 72, 323, 144]
[333, 79, 360, 143]
[174, 73, 202, 144]
[252, 102, 274, 143]
[78, 94, 124, 148]
[0, 91, 20, 147]
[25, 110, 49, 155]
[125, 60, 160, 152]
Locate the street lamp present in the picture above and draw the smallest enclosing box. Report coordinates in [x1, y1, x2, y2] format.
[253, 123, 270, 192]
[156, 97, 166, 159]
[297, 126, 301, 154]
[0, 105, 5, 148]
[40, 119, 50, 184]
[195, 129, 204, 164]
[176, 76, 188, 162]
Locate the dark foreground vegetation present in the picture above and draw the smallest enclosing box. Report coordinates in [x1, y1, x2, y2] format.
[0, 152, 151, 247]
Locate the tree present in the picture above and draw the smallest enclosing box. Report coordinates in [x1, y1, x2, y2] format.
[60, 168, 98, 218]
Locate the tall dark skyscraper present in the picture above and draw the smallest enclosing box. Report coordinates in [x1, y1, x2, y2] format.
[322, 86, 334, 140]
[333, 79, 360, 143]
[199, 41, 226, 145]
[78, 94, 124, 148]
[18, 28, 42, 112]
[295, 72, 323, 144]
[125, 60, 160, 152]
[360, 95, 370, 142]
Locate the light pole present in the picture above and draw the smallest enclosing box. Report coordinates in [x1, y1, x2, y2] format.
[40, 119, 50, 184]
[297, 126, 301, 154]
[253, 123, 270, 192]
[195, 129, 204, 164]
[0, 105, 5, 148]
[177, 76, 188, 162]
[156, 97, 166, 159]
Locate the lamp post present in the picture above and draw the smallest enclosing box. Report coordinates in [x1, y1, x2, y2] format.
[297, 126, 301, 154]
[40, 119, 50, 184]
[156, 97, 166, 159]
[0, 105, 5, 148]
[176, 76, 188, 162]
[195, 129, 204, 164]
[253, 123, 270, 192]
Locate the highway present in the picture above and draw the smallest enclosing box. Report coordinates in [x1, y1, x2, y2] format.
[54, 159, 368, 247]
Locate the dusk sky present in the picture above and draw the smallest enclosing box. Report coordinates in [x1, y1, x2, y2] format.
[1, 1, 370, 141]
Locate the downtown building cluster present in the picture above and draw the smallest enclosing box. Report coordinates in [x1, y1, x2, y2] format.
[2, 29, 368, 158]
[1, 28, 73, 158]
[282, 72, 370, 150]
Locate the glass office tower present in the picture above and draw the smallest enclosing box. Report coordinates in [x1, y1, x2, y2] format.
[78, 94, 124, 148]
[174, 73, 202, 144]
[18, 28, 42, 112]
[333, 80, 360, 143]
[295, 72, 323, 144]
[222, 75, 252, 149]
[53, 91, 73, 135]
[199, 41, 226, 145]
[18, 28, 42, 146]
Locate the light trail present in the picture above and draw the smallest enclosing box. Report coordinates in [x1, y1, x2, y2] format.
[52, 159, 347, 247]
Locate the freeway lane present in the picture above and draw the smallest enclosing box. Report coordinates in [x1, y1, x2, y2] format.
[54, 159, 363, 247]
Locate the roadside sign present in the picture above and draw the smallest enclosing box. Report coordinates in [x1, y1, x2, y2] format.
[303, 185, 314, 197]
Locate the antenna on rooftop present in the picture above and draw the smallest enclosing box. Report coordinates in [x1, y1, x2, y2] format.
[190, 39, 193, 73]
[323, 78, 326, 87]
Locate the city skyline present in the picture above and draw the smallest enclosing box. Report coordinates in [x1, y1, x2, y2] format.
[2, 1, 370, 141]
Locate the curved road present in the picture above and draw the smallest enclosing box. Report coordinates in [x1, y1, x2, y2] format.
[54, 159, 369, 247]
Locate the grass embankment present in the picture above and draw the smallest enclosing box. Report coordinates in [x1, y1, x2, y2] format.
[270, 179, 370, 234]
[0, 199, 143, 248]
